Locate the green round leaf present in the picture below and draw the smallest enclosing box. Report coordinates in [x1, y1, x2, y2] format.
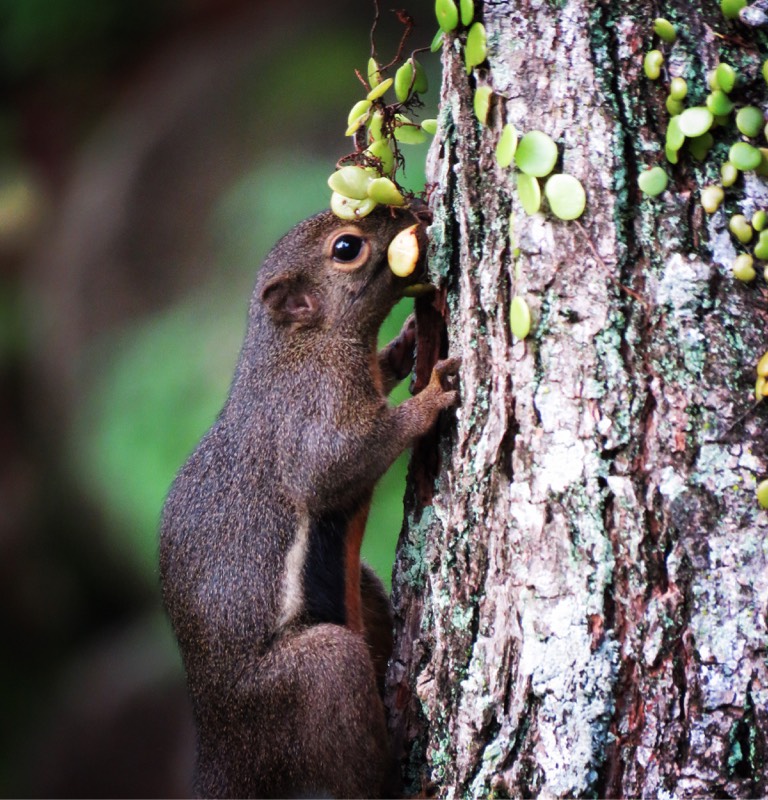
[757, 479, 768, 509]
[666, 116, 685, 152]
[666, 96, 684, 116]
[435, 0, 459, 32]
[721, 161, 739, 187]
[473, 86, 493, 125]
[364, 140, 395, 175]
[394, 62, 414, 103]
[732, 254, 756, 282]
[721, 0, 746, 19]
[517, 172, 542, 215]
[638, 166, 668, 197]
[728, 214, 753, 244]
[367, 177, 406, 206]
[328, 166, 372, 200]
[752, 209, 767, 231]
[756, 148, 768, 176]
[706, 90, 734, 117]
[330, 192, 377, 220]
[653, 18, 677, 43]
[430, 28, 444, 52]
[729, 141, 762, 171]
[514, 130, 558, 177]
[366, 77, 393, 102]
[669, 77, 688, 101]
[347, 99, 372, 126]
[465, 22, 488, 73]
[544, 174, 586, 220]
[755, 230, 768, 259]
[368, 58, 381, 88]
[677, 106, 714, 138]
[460, 0, 474, 26]
[688, 132, 714, 162]
[644, 50, 664, 80]
[421, 119, 438, 135]
[700, 185, 724, 213]
[368, 111, 385, 141]
[736, 106, 764, 138]
[495, 123, 518, 168]
[394, 115, 428, 144]
[510, 296, 532, 340]
[714, 63, 737, 93]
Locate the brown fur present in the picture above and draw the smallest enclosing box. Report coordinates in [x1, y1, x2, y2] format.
[159, 207, 458, 798]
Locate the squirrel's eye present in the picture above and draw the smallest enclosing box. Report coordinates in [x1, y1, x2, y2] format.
[331, 234, 365, 263]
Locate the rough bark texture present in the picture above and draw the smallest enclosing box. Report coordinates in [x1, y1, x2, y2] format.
[386, 1, 768, 797]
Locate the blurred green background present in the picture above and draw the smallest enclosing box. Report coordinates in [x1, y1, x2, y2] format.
[0, 0, 435, 795]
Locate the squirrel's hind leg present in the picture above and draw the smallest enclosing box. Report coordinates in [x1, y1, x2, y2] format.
[198, 623, 391, 799]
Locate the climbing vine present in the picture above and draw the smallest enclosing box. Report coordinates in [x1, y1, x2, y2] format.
[329, 0, 768, 506]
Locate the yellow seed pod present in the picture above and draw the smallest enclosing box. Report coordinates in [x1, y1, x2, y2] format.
[757, 376, 767, 401]
[387, 224, 421, 277]
[757, 350, 768, 377]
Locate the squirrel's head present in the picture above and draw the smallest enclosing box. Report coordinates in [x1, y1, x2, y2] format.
[253, 205, 430, 341]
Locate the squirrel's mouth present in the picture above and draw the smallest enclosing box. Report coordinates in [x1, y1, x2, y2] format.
[387, 224, 422, 278]
[387, 201, 432, 284]
[387, 211, 432, 296]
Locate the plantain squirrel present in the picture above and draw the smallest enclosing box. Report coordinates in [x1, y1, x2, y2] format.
[159, 205, 459, 799]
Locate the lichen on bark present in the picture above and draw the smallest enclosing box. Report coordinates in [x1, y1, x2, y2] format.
[386, 1, 768, 797]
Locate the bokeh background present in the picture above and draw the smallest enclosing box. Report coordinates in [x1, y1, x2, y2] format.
[0, 0, 436, 794]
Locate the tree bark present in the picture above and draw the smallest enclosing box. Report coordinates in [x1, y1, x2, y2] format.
[386, 1, 768, 797]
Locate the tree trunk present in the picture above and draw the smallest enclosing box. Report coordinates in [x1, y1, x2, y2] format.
[386, 1, 768, 797]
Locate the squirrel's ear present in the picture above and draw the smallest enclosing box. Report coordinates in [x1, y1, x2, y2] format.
[261, 276, 322, 326]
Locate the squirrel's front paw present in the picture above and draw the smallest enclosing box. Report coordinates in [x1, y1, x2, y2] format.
[427, 357, 461, 410]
